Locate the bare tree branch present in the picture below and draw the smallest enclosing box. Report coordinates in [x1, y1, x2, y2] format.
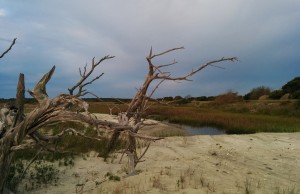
[149, 46, 184, 59]
[68, 55, 114, 97]
[0, 38, 16, 59]
[155, 57, 238, 81]
[105, 46, 238, 175]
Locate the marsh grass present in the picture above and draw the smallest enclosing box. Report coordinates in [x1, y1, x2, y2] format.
[150, 127, 187, 137]
[88, 102, 128, 114]
[147, 101, 300, 134]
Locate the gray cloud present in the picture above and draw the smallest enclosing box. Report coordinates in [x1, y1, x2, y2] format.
[0, 8, 6, 17]
[1, 0, 300, 98]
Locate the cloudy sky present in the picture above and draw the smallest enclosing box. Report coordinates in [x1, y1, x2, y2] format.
[0, 0, 299, 99]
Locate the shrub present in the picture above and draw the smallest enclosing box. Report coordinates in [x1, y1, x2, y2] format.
[282, 76, 300, 94]
[244, 86, 271, 100]
[291, 90, 300, 99]
[269, 90, 284, 99]
[214, 91, 242, 104]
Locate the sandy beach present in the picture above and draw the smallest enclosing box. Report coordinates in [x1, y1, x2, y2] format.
[19, 114, 300, 194]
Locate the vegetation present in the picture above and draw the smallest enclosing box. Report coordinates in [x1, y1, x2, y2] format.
[214, 90, 242, 104]
[44, 98, 300, 135]
[244, 86, 271, 100]
[147, 100, 300, 134]
[7, 153, 72, 192]
[282, 77, 300, 95]
[269, 90, 285, 100]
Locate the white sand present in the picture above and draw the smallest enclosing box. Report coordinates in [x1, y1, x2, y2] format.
[19, 114, 300, 194]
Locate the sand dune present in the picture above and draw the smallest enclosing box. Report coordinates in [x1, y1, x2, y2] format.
[22, 114, 300, 194]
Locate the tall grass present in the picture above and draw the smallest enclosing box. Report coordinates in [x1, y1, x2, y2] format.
[147, 103, 300, 134]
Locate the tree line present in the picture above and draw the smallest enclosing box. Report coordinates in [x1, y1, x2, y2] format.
[159, 76, 300, 103]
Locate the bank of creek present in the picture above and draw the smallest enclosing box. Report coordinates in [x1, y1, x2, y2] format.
[181, 125, 225, 135]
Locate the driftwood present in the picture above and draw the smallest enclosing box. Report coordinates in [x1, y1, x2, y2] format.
[106, 47, 237, 175]
[0, 40, 237, 192]
[0, 46, 126, 192]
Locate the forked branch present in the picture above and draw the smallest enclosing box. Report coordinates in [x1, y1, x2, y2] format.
[68, 55, 115, 97]
[156, 57, 238, 81]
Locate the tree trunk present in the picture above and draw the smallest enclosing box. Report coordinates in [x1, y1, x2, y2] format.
[15, 73, 25, 126]
[0, 74, 25, 193]
[127, 135, 138, 175]
[0, 135, 14, 193]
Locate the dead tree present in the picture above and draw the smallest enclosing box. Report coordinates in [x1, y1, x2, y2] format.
[0, 54, 137, 193]
[0, 40, 237, 191]
[106, 47, 238, 175]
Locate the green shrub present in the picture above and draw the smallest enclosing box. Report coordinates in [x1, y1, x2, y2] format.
[6, 160, 25, 192]
[105, 172, 121, 181]
[30, 162, 59, 186]
[269, 90, 284, 99]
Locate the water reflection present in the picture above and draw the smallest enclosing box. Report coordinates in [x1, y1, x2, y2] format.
[182, 125, 225, 135]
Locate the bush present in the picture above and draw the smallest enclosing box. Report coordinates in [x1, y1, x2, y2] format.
[195, 96, 208, 101]
[214, 91, 242, 104]
[244, 86, 271, 100]
[291, 90, 300, 99]
[296, 99, 300, 110]
[269, 90, 284, 99]
[282, 77, 300, 94]
[7, 159, 60, 192]
[30, 162, 59, 187]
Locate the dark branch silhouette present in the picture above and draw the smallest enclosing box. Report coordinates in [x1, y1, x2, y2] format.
[0, 38, 17, 59]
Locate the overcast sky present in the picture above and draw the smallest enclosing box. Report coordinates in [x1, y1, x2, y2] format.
[1, 0, 300, 99]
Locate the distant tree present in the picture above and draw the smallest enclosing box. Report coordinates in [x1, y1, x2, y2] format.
[292, 90, 300, 99]
[269, 90, 284, 100]
[184, 94, 192, 99]
[174, 96, 183, 100]
[184, 94, 194, 102]
[244, 86, 271, 100]
[207, 96, 216, 101]
[282, 77, 300, 99]
[195, 96, 208, 101]
[163, 96, 173, 101]
[214, 90, 242, 104]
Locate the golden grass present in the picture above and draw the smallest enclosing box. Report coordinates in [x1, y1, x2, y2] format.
[4, 99, 300, 134]
[146, 102, 300, 133]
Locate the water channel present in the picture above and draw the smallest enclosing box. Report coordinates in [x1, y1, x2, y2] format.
[181, 125, 226, 136]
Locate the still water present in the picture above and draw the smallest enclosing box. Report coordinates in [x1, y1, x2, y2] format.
[181, 125, 225, 135]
